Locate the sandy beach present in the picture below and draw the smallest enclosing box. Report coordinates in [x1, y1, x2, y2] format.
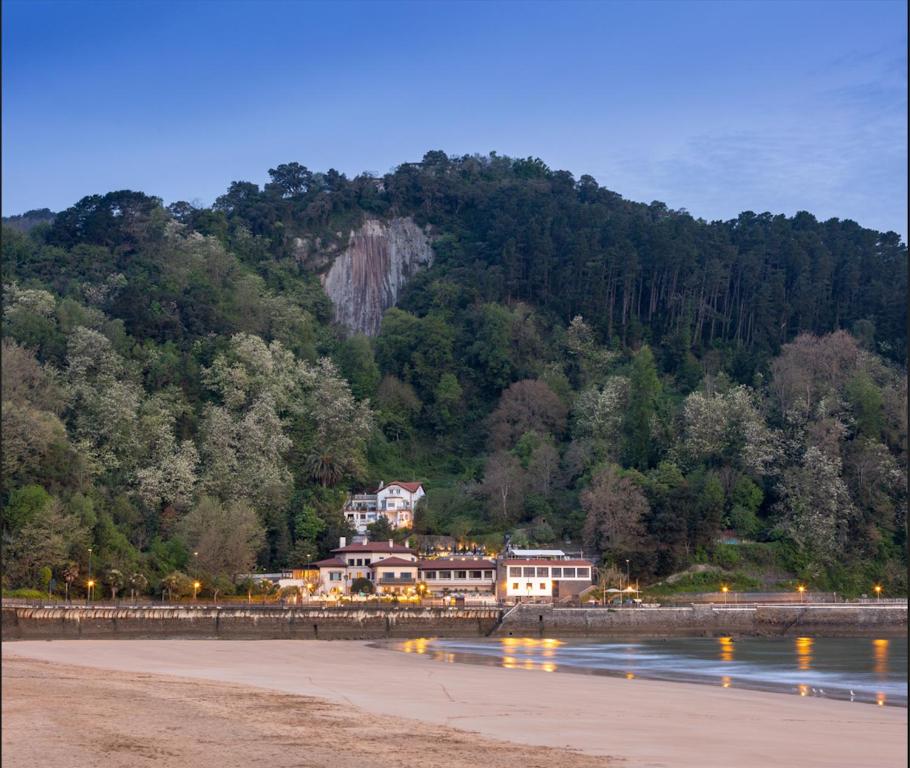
[3, 639, 907, 768]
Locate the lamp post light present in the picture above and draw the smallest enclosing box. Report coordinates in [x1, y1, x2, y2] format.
[874, 585, 882, 601]
[721, 585, 729, 605]
[193, 581, 201, 601]
[625, 560, 631, 603]
[797, 585, 806, 603]
[87, 547, 93, 603]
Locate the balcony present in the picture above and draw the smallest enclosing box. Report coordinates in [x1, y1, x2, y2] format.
[379, 575, 416, 584]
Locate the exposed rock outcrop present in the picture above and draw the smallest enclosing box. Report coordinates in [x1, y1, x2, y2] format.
[321, 217, 432, 336]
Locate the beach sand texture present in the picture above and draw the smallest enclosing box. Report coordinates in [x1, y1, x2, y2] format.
[3, 639, 907, 768]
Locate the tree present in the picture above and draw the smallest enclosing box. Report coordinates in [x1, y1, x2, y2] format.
[128, 571, 148, 600]
[351, 577, 374, 595]
[62, 562, 79, 601]
[623, 345, 661, 469]
[582, 465, 648, 556]
[177, 496, 266, 583]
[104, 568, 124, 600]
[367, 516, 395, 541]
[774, 446, 857, 564]
[335, 335, 380, 400]
[480, 451, 526, 525]
[376, 376, 421, 440]
[160, 571, 192, 601]
[488, 379, 567, 450]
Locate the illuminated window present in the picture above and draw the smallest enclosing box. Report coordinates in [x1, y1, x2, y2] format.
[540, 583, 546, 590]
[329, 572, 341, 581]
[512, 582, 519, 590]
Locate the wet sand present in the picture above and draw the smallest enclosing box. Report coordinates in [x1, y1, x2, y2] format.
[3, 640, 907, 768]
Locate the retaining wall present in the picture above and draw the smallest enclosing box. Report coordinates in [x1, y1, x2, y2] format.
[495, 604, 909, 638]
[1, 605, 501, 641]
[3, 603, 905, 641]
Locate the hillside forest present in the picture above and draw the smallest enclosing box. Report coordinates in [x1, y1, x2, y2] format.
[2, 151, 907, 599]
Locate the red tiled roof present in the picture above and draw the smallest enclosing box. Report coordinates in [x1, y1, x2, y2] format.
[418, 559, 497, 570]
[381, 481, 423, 493]
[332, 543, 415, 554]
[313, 557, 347, 568]
[502, 559, 593, 567]
[370, 557, 419, 569]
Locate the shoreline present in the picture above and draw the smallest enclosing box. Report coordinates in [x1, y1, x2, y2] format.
[3, 639, 906, 767]
[374, 636, 909, 707]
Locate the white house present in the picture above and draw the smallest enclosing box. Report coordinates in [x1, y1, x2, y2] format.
[497, 558, 594, 601]
[343, 481, 425, 533]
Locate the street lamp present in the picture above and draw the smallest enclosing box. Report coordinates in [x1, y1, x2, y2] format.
[193, 581, 201, 601]
[797, 585, 806, 603]
[874, 585, 882, 601]
[721, 585, 729, 605]
[87, 547, 93, 603]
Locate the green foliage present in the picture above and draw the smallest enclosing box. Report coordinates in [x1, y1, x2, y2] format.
[2, 152, 906, 596]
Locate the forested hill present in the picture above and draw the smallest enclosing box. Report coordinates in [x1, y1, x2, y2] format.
[2, 151, 907, 599]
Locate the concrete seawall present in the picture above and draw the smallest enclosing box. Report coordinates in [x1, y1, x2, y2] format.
[1, 605, 502, 641]
[495, 604, 909, 638]
[3, 603, 906, 641]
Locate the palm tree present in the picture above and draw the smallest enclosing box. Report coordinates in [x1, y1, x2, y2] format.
[128, 572, 148, 601]
[62, 563, 79, 602]
[105, 569, 124, 600]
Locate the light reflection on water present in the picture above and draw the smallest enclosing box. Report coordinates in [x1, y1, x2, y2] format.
[391, 635, 907, 707]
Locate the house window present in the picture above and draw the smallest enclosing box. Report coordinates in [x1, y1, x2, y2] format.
[562, 568, 576, 578]
[455, 571, 467, 579]
[483, 571, 493, 578]
[551, 568, 562, 578]
[439, 571, 452, 579]
[540, 583, 546, 590]
[578, 568, 590, 579]
[469, 570, 482, 579]
[522, 567, 535, 577]
[347, 559, 355, 566]
[512, 582, 519, 590]
[536, 567, 548, 577]
[509, 567, 522, 578]
[329, 572, 341, 581]
[424, 571, 437, 580]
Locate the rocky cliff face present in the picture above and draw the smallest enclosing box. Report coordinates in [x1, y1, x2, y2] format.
[321, 217, 433, 336]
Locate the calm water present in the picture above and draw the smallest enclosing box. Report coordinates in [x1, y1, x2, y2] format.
[390, 636, 908, 707]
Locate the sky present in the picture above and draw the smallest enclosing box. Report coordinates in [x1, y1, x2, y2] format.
[3, 0, 907, 239]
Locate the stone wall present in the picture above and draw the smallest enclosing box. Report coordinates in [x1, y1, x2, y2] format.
[1, 605, 500, 641]
[495, 604, 908, 638]
[4, 603, 905, 642]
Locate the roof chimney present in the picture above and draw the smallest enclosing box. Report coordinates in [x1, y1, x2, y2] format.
[339, 537, 346, 549]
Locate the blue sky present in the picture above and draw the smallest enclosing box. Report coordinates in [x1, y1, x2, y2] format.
[3, 0, 907, 239]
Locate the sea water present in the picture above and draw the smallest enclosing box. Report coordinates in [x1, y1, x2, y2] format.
[391, 635, 908, 707]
